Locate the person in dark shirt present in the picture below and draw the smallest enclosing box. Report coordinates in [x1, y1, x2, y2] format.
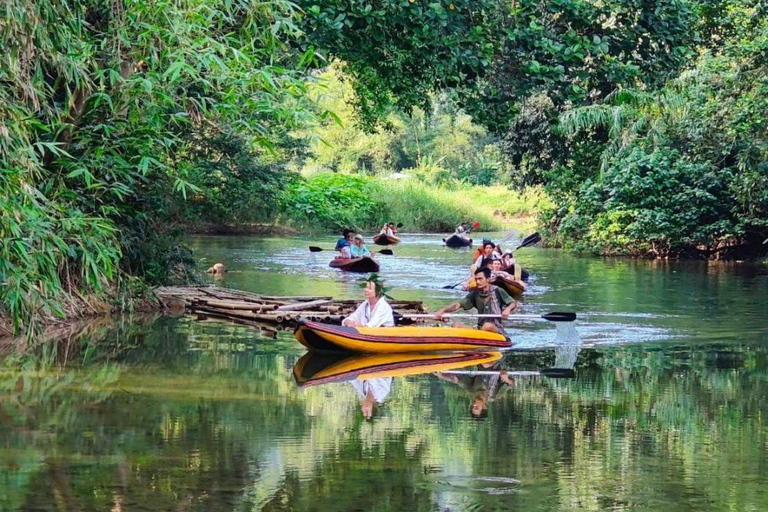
[434, 267, 517, 333]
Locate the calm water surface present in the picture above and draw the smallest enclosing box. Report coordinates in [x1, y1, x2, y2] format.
[2, 233, 767, 511]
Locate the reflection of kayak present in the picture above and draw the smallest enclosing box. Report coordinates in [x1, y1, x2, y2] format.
[295, 320, 511, 353]
[293, 351, 502, 386]
[328, 257, 380, 272]
[468, 275, 525, 296]
[373, 234, 400, 246]
[444, 234, 472, 247]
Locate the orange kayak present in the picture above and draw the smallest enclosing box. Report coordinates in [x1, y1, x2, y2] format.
[295, 320, 511, 353]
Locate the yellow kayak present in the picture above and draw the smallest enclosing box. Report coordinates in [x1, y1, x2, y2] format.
[294, 351, 502, 386]
[294, 320, 511, 353]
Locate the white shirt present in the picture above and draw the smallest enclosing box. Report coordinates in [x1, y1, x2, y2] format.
[339, 246, 352, 258]
[343, 297, 395, 327]
[351, 378, 393, 404]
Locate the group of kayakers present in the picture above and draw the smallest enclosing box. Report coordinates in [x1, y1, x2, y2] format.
[334, 223, 399, 260]
[334, 228, 373, 258]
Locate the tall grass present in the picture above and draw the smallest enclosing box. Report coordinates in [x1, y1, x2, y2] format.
[280, 172, 548, 233]
[379, 181, 550, 232]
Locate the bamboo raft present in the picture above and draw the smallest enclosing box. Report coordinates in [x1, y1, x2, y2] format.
[153, 286, 428, 335]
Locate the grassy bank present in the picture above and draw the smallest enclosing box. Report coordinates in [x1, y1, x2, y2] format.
[279, 172, 548, 233]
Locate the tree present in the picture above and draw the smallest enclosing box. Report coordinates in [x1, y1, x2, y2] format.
[0, 0, 318, 333]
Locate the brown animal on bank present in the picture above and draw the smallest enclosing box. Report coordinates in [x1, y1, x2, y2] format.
[206, 263, 227, 274]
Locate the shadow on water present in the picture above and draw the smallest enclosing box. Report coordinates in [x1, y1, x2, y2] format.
[1, 234, 767, 511]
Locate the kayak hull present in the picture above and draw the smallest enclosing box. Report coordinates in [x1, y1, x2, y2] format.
[501, 264, 530, 282]
[373, 234, 400, 246]
[294, 351, 502, 386]
[444, 234, 472, 247]
[295, 320, 511, 353]
[468, 276, 525, 296]
[328, 257, 380, 272]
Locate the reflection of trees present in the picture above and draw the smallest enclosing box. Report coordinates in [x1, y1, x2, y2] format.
[2, 316, 768, 511]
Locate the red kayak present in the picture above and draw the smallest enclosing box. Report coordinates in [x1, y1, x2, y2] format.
[373, 233, 400, 246]
[328, 256, 380, 272]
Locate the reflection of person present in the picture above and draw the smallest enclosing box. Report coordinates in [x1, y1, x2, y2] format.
[342, 279, 394, 328]
[351, 378, 393, 419]
[436, 361, 514, 419]
[434, 267, 517, 333]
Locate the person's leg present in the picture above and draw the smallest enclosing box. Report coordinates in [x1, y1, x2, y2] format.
[450, 321, 474, 329]
[480, 322, 503, 334]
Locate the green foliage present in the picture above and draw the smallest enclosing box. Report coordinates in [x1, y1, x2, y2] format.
[280, 172, 385, 231]
[0, 0, 318, 333]
[300, 68, 507, 187]
[555, 147, 725, 255]
[462, 0, 699, 131]
[296, 0, 498, 129]
[279, 171, 542, 233]
[178, 131, 296, 226]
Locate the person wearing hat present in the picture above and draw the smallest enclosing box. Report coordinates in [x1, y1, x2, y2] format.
[473, 237, 504, 261]
[473, 241, 496, 268]
[350, 234, 373, 258]
[501, 250, 516, 271]
[342, 275, 395, 328]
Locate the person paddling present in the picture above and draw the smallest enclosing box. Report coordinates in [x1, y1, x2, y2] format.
[342, 275, 394, 328]
[335, 228, 353, 258]
[351, 234, 373, 258]
[434, 267, 517, 334]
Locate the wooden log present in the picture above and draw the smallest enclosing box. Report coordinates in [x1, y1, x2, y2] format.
[194, 299, 278, 312]
[258, 295, 333, 302]
[277, 299, 333, 311]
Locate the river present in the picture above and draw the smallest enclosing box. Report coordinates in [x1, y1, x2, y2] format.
[1, 233, 767, 511]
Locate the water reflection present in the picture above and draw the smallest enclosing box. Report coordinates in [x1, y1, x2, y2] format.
[3, 317, 768, 511]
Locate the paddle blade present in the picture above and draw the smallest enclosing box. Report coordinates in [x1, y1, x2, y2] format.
[540, 368, 576, 379]
[541, 312, 577, 322]
[516, 232, 541, 250]
[309, 246, 324, 252]
[379, 249, 393, 255]
[396, 223, 403, 228]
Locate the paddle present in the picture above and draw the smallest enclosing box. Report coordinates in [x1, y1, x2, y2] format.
[309, 246, 393, 255]
[440, 368, 575, 378]
[401, 311, 577, 322]
[513, 232, 541, 251]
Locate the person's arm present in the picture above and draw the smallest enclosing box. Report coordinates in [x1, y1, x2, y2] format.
[498, 289, 518, 319]
[363, 246, 371, 257]
[343, 302, 366, 327]
[434, 302, 462, 321]
[435, 293, 475, 320]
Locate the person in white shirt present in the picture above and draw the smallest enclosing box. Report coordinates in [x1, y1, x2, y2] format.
[473, 242, 496, 268]
[342, 279, 395, 328]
